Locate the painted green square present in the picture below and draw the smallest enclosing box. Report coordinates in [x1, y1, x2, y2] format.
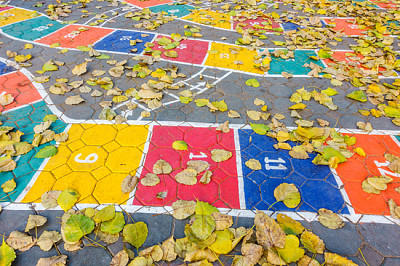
[267, 49, 325, 76]
[2, 16, 64, 41]
[149, 4, 194, 18]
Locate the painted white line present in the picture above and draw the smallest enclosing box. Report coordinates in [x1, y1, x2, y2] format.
[234, 128, 246, 209]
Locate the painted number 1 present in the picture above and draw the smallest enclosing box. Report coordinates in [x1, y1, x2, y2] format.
[264, 157, 287, 170]
[189, 152, 207, 159]
[75, 153, 98, 163]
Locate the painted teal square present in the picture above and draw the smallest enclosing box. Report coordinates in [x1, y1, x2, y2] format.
[267, 49, 325, 76]
[149, 4, 194, 18]
[1, 16, 64, 41]
[0, 101, 67, 202]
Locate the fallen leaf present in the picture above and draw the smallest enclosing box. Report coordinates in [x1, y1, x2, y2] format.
[300, 231, 325, 254]
[123, 222, 148, 249]
[245, 159, 262, 170]
[0, 239, 16, 266]
[110, 250, 129, 266]
[274, 183, 301, 208]
[64, 214, 95, 244]
[37, 255, 67, 266]
[211, 149, 232, 162]
[172, 200, 196, 220]
[211, 212, 233, 231]
[318, 208, 344, 229]
[72, 62, 88, 76]
[121, 175, 138, 193]
[200, 170, 212, 184]
[254, 210, 285, 249]
[324, 252, 357, 266]
[275, 234, 305, 263]
[41, 190, 62, 209]
[388, 199, 400, 219]
[153, 159, 172, 174]
[37, 231, 61, 251]
[277, 213, 305, 235]
[1, 179, 16, 193]
[65, 95, 85, 105]
[93, 205, 115, 223]
[172, 140, 188, 151]
[161, 237, 177, 262]
[57, 189, 80, 211]
[141, 173, 161, 186]
[175, 169, 198, 185]
[6, 231, 35, 251]
[216, 121, 230, 133]
[25, 215, 47, 232]
[187, 160, 209, 173]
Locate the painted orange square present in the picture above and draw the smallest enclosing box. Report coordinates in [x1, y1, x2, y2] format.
[125, 0, 173, 8]
[336, 134, 400, 215]
[323, 51, 387, 72]
[324, 18, 367, 36]
[0, 72, 41, 112]
[370, 0, 397, 9]
[36, 25, 113, 48]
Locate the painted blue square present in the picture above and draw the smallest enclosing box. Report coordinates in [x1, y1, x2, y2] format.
[238, 129, 349, 214]
[396, 56, 400, 75]
[149, 4, 194, 18]
[94, 30, 156, 54]
[0, 101, 67, 202]
[0, 61, 15, 76]
[282, 19, 326, 31]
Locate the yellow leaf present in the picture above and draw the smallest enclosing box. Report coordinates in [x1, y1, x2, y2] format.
[353, 147, 365, 157]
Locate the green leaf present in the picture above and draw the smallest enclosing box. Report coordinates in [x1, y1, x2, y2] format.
[99, 108, 116, 121]
[250, 123, 270, 135]
[384, 106, 400, 118]
[57, 189, 80, 211]
[190, 215, 216, 240]
[318, 49, 332, 59]
[96, 54, 111, 60]
[322, 147, 346, 163]
[0, 239, 16, 266]
[100, 212, 125, 234]
[35, 145, 58, 158]
[321, 87, 338, 96]
[275, 235, 305, 263]
[344, 135, 356, 146]
[300, 231, 325, 254]
[195, 201, 218, 216]
[164, 50, 178, 58]
[42, 63, 58, 72]
[209, 229, 233, 254]
[195, 99, 209, 107]
[346, 91, 367, 102]
[245, 78, 260, 87]
[77, 46, 90, 52]
[123, 222, 148, 249]
[284, 192, 301, 208]
[180, 96, 193, 104]
[43, 114, 58, 122]
[277, 214, 305, 235]
[93, 205, 115, 223]
[211, 100, 227, 112]
[172, 140, 188, 151]
[64, 214, 95, 243]
[158, 37, 172, 46]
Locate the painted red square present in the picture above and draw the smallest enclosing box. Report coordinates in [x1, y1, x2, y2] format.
[324, 51, 387, 72]
[336, 134, 400, 215]
[370, 0, 397, 9]
[133, 126, 240, 209]
[0, 72, 41, 112]
[324, 18, 367, 36]
[0, 6, 13, 12]
[233, 17, 282, 32]
[125, 0, 173, 8]
[36, 25, 113, 48]
[151, 35, 209, 65]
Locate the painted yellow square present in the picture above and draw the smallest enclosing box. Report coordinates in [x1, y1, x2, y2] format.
[103, 140, 121, 153]
[22, 124, 149, 205]
[21, 172, 56, 203]
[0, 8, 40, 27]
[183, 10, 231, 30]
[204, 42, 264, 74]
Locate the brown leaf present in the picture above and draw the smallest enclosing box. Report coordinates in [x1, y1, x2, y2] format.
[121, 175, 138, 193]
[161, 237, 177, 262]
[187, 160, 209, 173]
[37, 231, 61, 251]
[65, 95, 85, 105]
[216, 121, 230, 133]
[388, 199, 400, 219]
[110, 250, 129, 266]
[171, 200, 196, 220]
[25, 215, 47, 232]
[41, 190, 62, 209]
[211, 149, 232, 162]
[175, 169, 198, 185]
[37, 255, 67, 266]
[318, 208, 344, 229]
[153, 159, 172, 175]
[199, 170, 212, 184]
[72, 62, 88, 76]
[64, 240, 82, 252]
[211, 212, 233, 231]
[254, 210, 285, 249]
[6, 231, 36, 251]
[140, 173, 161, 187]
[139, 244, 163, 262]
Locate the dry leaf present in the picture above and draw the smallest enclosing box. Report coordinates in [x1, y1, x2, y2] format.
[121, 175, 139, 193]
[37, 255, 67, 266]
[140, 173, 161, 187]
[211, 149, 232, 162]
[200, 170, 212, 184]
[245, 159, 262, 170]
[212, 212, 233, 231]
[175, 169, 198, 185]
[25, 215, 47, 232]
[6, 231, 36, 251]
[216, 121, 230, 133]
[72, 62, 88, 76]
[65, 95, 85, 105]
[110, 250, 129, 266]
[187, 160, 209, 173]
[153, 159, 172, 175]
[318, 208, 344, 229]
[161, 237, 177, 262]
[41, 190, 62, 209]
[254, 210, 285, 249]
[37, 231, 61, 251]
[171, 200, 196, 220]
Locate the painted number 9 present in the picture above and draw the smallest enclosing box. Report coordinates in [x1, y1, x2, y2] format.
[74, 153, 98, 163]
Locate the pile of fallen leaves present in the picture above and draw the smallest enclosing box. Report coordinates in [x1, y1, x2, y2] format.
[0, 198, 357, 266]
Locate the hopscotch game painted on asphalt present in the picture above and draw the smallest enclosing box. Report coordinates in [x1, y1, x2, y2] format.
[0, 0, 399, 227]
